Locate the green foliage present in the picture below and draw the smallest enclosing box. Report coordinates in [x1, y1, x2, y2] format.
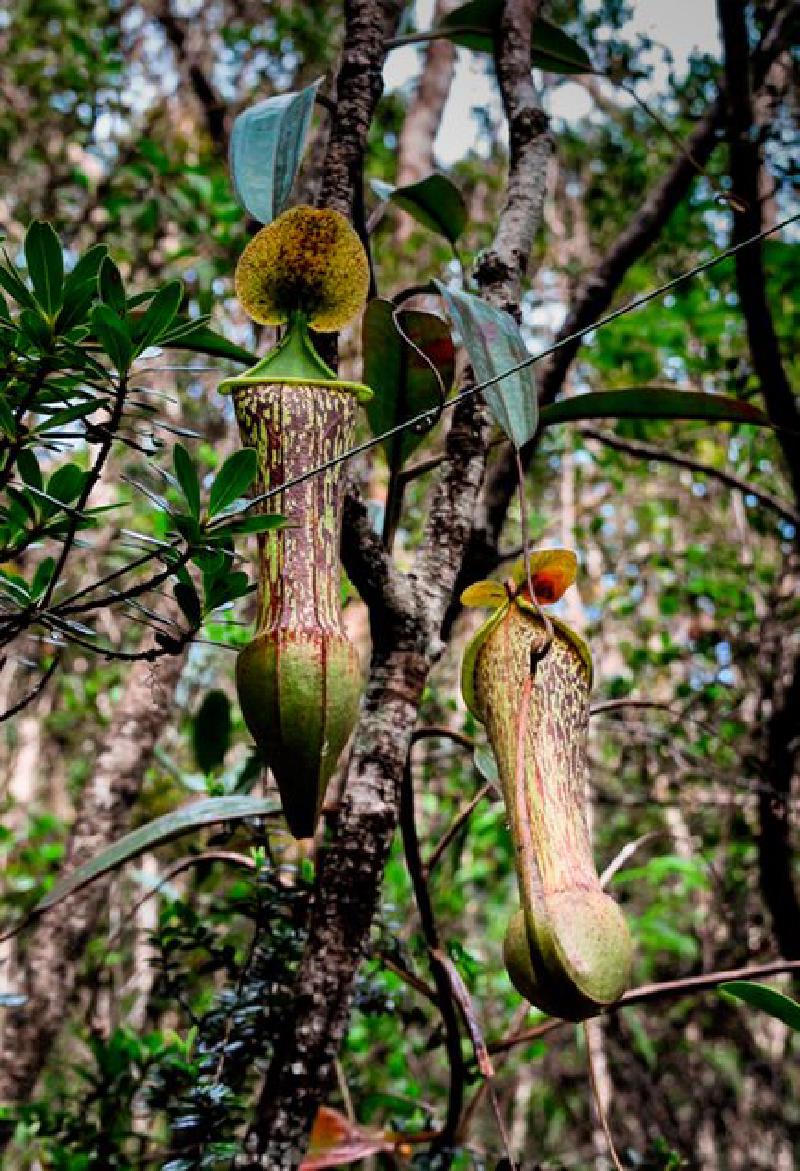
[1, 2, 798, 1167]
[363, 299, 455, 466]
[372, 175, 468, 249]
[192, 691, 233, 775]
[229, 80, 321, 225]
[438, 0, 594, 73]
[435, 281, 539, 449]
[720, 982, 800, 1031]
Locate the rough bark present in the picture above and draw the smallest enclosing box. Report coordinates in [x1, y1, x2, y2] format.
[718, 0, 800, 505]
[318, 0, 405, 218]
[0, 645, 188, 1106]
[755, 556, 800, 959]
[242, 1, 552, 1163]
[717, 0, 800, 956]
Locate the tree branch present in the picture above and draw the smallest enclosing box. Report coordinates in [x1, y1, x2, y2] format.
[717, 0, 800, 506]
[467, 1, 797, 580]
[245, 2, 551, 1161]
[580, 426, 800, 527]
[155, 0, 228, 153]
[490, 957, 800, 1055]
[717, 0, 800, 959]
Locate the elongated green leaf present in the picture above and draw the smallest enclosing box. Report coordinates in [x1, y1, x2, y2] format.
[435, 281, 538, 449]
[0, 397, 15, 437]
[174, 580, 202, 627]
[209, 448, 258, 517]
[91, 302, 132, 374]
[98, 255, 127, 317]
[0, 254, 38, 312]
[19, 308, 52, 350]
[30, 557, 56, 601]
[27, 797, 277, 919]
[159, 321, 257, 365]
[363, 299, 455, 466]
[47, 463, 86, 505]
[34, 400, 101, 433]
[371, 174, 467, 247]
[173, 443, 201, 520]
[473, 742, 499, 785]
[539, 389, 770, 429]
[229, 79, 321, 224]
[439, 0, 594, 73]
[192, 690, 232, 774]
[212, 512, 288, 536]
[57, 244, 107, 332]
[65, 243, 108, 291]
[720, 981, 800, 1030]
[24, 221, 64, 315]
[16, 449, 42, 490]
[133, 280, 183, 354]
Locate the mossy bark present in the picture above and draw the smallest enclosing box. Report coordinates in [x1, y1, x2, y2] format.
[233, 381, 363, 838]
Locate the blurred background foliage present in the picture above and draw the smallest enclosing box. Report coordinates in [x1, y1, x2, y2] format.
[0, 0, 797, 1167]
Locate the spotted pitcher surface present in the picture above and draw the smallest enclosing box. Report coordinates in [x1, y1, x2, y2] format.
[462, 551, 632, 1019]
[220, 206, 371, 838]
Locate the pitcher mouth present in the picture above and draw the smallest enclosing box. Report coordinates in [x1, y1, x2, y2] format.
[219, 371, 373, 402]
[218, 312, 373, 402]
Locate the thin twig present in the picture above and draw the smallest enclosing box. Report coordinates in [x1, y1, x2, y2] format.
[583, 1020, 624, 1171]
[582, 427, 800, 527]
[0, 653, 61, 722]
[426, 784, 493, 876]
[490, 957, 800, 1054]
[400, 758, 467, 1154]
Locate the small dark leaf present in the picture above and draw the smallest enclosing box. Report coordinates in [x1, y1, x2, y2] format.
[173, 580, 202, 627]
[0, 255, 38, 312]
[47, 463, 86, 506]
[204, 568, 251, 610]
[63, 243, 108, 294]
[24, 221, 64, 315]
[209, 448, 258, 517]
[172, 513, 203, 546]
[0, 570, 31, 606]
[173, 443, 201, 520]
[0, 397, 15, 438]
[30, 557, 56, 601]
[18, 308, 52, 350]
[159, 321, 257, 365]
[16, 449, 43, 490]
[371, 174, 467, 247]
[211, 512, 287, 535]
[229, 79, 321, 223]
[98, 255, 127, 317]
[91, 302, 132, 374]
[192, 689, 232, 774]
